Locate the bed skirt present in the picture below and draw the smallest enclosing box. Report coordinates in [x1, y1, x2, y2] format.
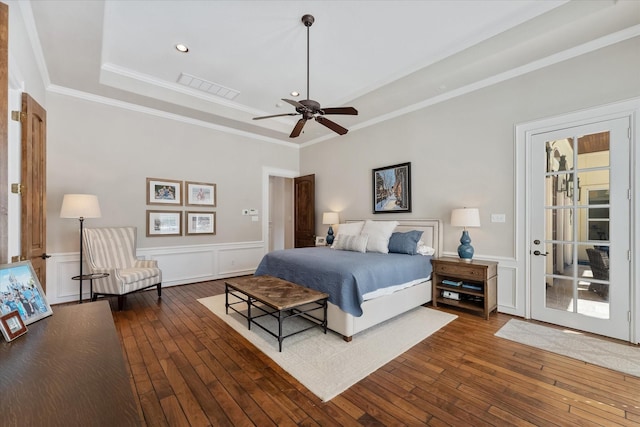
[311, 280, 432, 341]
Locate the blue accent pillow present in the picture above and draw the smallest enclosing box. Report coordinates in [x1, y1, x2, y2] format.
[387, 230, 424, 255]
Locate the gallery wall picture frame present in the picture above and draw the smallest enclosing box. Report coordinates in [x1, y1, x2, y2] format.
[0, 310, 28, 342]
[185, 181, 217, 207]
[372, 162, 412, 214]
[185, 211, 216, 235]
[146, 210, 183, 237]
[147, 177, 183, 206]
[0, 260, 53, 326]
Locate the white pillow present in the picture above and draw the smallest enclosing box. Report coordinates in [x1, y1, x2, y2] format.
[360, 220, 399, 253]
[332, 234, 369, 253]
[331, 221, 365, 248]
[417, 240, 436, 256]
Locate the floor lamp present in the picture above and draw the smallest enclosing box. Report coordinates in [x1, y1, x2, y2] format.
[60, 194, 102, 300]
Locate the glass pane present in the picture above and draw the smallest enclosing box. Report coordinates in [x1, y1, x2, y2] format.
[545, 209, 574, 243]
[588, 221, 609, 241]
[589, 208, 609, 219]
[577, 132, 610, 169]
[545, 277, 574, 312]
[578, 243, 610, 319]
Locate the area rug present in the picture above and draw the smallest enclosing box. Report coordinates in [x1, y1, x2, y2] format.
[495, 319, 640, 377]
[198, 294, 457, 402]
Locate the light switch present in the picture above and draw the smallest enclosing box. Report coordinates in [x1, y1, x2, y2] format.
[491, 213, 506, 223]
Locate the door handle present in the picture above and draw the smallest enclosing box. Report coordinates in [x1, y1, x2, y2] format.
[40, 253, 51, 259]
[533, 250, 548, 256]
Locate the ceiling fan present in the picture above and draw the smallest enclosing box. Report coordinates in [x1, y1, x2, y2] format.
[253, 14, 358, 138]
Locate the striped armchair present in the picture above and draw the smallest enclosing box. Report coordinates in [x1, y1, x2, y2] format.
[83, 227, 162, 310]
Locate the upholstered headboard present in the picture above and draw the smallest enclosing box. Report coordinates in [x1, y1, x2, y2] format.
[345, 219, 442, 256]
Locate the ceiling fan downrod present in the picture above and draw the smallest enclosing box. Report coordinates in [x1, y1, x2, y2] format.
[302, 14, 314, 101]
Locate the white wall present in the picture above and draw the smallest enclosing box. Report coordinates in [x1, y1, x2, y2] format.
[301, 36, 640, 317]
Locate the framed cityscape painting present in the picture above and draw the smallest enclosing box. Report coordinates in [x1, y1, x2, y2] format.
[372, 162, 411, 213]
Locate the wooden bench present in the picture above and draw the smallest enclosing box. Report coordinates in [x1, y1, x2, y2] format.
[224, 275, 329, 351]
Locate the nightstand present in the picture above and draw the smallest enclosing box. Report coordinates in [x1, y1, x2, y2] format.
[431, 257, 498, 319]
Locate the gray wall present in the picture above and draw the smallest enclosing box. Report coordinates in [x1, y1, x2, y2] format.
[46, 93, 299, 252]
[302, 37, 640, 259]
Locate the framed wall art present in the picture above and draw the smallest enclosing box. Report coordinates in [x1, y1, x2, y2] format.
[185, 211, 216, 235]
[185, 181, 216, 207]
[146, 210, 183, 236]
[0, 260, 53, 326]
[147, 178, 183, 206]
[0, 310, 28, 342]
[372, 162, 412, 213]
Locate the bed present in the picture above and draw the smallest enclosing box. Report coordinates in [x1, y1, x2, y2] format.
[254, 219, 442, 341]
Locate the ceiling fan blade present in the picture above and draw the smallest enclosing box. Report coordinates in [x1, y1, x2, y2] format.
[315, 116, 348, 135]
[321, 107, 358, 115]
[290, 118, 307, 138]
[253, 113, 298, 120]
[282, 98, 304, 109]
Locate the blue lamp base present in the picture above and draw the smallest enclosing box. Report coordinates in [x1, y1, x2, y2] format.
[326, 225, 335, 245]
[457, 230, 474, 262]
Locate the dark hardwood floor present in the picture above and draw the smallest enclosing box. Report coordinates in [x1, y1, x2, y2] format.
[106, 280, 640, 426]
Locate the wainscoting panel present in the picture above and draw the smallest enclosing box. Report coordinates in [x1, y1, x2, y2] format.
[496, 263, 519, 316]
[218, 245, 265, 276]
[46, 241, 265, 305]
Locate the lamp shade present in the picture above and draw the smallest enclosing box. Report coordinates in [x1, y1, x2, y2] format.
[60, 194, 102, 219]
[451, 208, 480, 228]
[322, 212, 339, 225]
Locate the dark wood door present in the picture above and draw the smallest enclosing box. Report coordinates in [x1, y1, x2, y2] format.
[294, 174, 315, 248]
[20, 94, 47, 289]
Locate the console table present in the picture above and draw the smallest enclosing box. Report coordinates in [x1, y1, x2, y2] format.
[0, 301, 140, 426]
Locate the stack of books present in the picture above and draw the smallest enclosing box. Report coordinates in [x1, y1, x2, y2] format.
[441, 279, 462, 287]
[462, 283, 483, 291]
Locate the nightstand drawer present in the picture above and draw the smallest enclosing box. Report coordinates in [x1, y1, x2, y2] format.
[434, 263, 486, 281]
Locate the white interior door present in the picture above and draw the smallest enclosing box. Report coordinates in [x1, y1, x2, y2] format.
[529, 117, 631, 340]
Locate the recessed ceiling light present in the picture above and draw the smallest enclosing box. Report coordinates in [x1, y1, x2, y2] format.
[290, 91, 300, 97]
[175, 44, 189, 53]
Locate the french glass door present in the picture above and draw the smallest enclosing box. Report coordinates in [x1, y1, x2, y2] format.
[530, 117, 630, 340]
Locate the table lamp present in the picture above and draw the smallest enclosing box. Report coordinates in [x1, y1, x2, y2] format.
[60, 194, 102, 299]
[450, 208, 480, 262]
[322, 212, 339, 245]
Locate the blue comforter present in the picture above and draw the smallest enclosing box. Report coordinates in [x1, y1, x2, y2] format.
[254, 247, 432, 317]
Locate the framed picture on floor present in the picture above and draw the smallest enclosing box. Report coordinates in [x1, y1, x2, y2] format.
[0, 310, 28, 342]
[185, 181, 216, 207]
[146, 210, 183, 236]
[0, 260, 53, 326]
[147, 178, 183, 206]
[372, 162, 411, 213]
[185, 211, 216, 235]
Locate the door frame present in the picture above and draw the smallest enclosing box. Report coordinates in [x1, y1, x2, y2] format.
[515, 98, 640, 343]
[262, 167, 298, 254]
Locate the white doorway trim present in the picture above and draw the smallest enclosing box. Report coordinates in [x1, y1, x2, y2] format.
[515, 97, 640, 343]
[262, 167, 298, 254]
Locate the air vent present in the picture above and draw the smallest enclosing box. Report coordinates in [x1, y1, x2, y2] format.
[177, 73, 239, 100]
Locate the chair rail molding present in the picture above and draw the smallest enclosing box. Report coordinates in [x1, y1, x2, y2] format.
[46, 241, 265, 305]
